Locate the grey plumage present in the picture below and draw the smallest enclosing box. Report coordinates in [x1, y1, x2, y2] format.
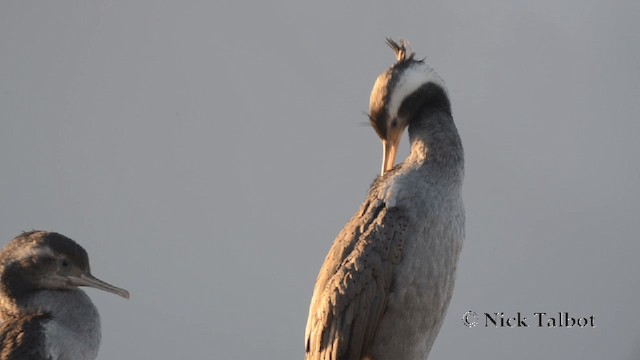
[0, 231, 129, 360]
[305, 40, 464, 360]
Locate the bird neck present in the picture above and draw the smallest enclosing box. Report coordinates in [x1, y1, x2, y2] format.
[406, 108, 464, 176]
[25, 289, 100, 330]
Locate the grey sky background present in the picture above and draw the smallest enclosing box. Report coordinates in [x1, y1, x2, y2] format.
[1, 1, 639, 359]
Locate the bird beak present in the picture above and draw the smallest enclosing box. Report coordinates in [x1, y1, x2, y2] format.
[381, 127, 403, 175]
[67, 273, 130, 299]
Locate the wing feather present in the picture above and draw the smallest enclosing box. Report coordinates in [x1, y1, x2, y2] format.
[0, 313, 51, 360]
[305, 199, 409, 360]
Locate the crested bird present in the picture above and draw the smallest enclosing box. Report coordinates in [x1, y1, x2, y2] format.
[0, 231, 129, 360]
[305, 39, 464, 359]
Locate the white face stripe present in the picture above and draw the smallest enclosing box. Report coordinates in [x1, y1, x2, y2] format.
[387, 63, 448, 120]
[11, 244, 56, 262]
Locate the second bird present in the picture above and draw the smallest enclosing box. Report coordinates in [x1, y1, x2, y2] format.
[305, 40, 465, 360]
[0, 231, 129, 360]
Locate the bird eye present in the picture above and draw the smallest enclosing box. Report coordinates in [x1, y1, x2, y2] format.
[61, 260, 70, 268]
[391, 119, 398, 128]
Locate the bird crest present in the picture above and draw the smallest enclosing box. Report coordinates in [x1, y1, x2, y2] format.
[386, 38, 415, 63]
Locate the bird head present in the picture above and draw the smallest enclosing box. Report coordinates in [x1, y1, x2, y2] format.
[0, 231, 129, 300]
[369, 39, 450, 175]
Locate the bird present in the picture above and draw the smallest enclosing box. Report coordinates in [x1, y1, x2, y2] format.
[304, 39, 464, 360]
[0, 230, 129, 360]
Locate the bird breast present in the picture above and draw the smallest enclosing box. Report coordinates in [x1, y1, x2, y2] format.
[29, 290, 102, 360]
[369, 174, 464, 359]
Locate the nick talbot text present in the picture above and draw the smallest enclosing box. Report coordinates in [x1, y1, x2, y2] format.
[482, 312, 596, 328]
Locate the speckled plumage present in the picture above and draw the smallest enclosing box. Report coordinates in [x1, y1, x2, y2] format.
[0, 313, 50, 360]
[305, 40, 464, 360]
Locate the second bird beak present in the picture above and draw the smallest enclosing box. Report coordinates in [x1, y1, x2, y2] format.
[67, 273, 130, 299]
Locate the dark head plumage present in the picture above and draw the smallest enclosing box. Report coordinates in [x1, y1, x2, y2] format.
[0, 231, 129, 307]
[3, 231, 90, 270]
